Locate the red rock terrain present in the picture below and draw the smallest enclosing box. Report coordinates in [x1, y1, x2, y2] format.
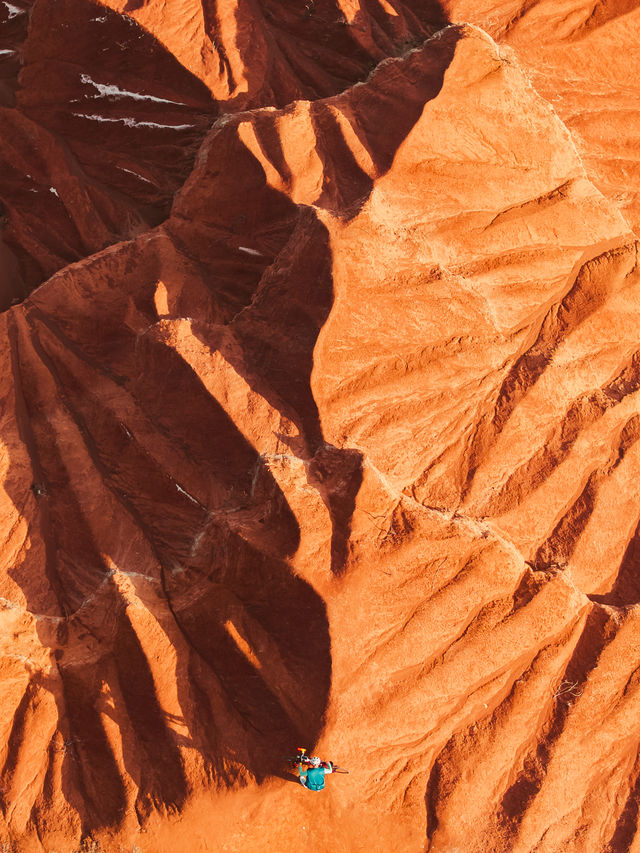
[0, 1, 640, 851]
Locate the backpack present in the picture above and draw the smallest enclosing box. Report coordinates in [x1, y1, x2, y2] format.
[306, 766, 326, 791]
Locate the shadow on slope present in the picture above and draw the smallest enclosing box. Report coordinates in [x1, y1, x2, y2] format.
[233, 0, 449, 107]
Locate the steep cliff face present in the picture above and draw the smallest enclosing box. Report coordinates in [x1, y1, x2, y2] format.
[0, 2, 640, 852]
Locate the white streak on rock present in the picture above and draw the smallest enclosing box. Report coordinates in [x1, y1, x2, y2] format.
[80, 73, 188, 106]
[2, 3, 25, 20]
[72, 113, 195, 130]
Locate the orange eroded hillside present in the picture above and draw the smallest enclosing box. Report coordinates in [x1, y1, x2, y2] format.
[0, 2, 639, 852]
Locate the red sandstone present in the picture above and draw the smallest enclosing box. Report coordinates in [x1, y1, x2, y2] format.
[0, 2, 639, 851]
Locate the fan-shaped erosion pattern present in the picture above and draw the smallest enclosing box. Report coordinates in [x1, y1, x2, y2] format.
[0, 2, 640, 852]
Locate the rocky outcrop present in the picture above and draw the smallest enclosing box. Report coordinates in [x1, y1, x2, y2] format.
[0, 2, 639, 852]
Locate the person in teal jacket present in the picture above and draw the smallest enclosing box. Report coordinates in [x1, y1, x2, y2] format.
[298, 756, 334, 791]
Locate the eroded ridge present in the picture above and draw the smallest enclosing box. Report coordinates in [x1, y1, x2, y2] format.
[0, 0, 451, 309]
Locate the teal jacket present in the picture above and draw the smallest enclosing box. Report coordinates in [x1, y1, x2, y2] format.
[305, 767, 327, 791]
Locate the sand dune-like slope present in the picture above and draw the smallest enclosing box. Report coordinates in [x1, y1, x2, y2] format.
[0, 2, 639, 851]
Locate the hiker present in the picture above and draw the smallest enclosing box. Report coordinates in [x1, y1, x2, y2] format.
[298, 755, 334, 791]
